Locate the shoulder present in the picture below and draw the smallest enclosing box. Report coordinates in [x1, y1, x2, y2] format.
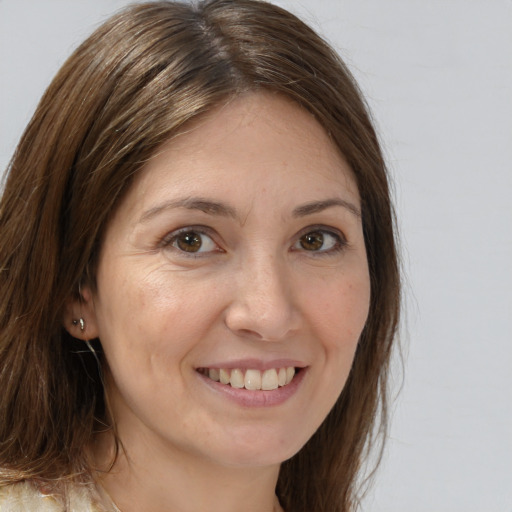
[0, 480, 107, 512]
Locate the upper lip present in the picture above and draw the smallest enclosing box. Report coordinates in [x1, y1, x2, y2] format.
[196, 358, 307, 371]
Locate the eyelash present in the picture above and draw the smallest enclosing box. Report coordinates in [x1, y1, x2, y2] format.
[160, 225, 347, 257]
[160, 226, 221, 256]
[292, 225, 348, 256]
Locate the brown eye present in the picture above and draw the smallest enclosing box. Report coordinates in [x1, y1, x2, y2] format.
[174, 232, 202, 252]
[168, 229, 218, 254]
[293, 229, 344, 254]
[300, 232, 325, 251]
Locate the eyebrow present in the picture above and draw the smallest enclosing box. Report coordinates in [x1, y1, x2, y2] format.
[138, 196, 361, 224]
[292, 198, 361, 219]
[139, 197, 239, 223]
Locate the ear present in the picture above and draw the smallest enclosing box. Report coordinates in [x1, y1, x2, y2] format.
[63, 284, 100, 340]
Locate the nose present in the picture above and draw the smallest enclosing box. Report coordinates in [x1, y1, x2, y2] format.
[224, 252, 300, 342]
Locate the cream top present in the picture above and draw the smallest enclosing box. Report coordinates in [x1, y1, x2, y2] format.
[0, 480, 109, 512]
[0, 479, 285, 511]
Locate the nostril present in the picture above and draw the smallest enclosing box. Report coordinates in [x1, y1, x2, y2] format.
[237, 328, 264, 340]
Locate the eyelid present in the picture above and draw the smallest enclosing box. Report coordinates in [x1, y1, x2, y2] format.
[160, 225, 223, 255]
[159, 224, 348, 257]
[291, 225, 348, 254]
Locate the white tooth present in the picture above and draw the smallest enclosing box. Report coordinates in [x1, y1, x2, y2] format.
[208, 368, 220, 382]
[230, 369, 244, 388]
[261, 369, 278, 390]
[278, 367, 287, 387]
[220, 369, 230, 385]
[285, 367, 295, 385]
[244, 369, 262, 390]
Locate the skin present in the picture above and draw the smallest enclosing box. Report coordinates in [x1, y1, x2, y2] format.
[69, 92, 371, 512]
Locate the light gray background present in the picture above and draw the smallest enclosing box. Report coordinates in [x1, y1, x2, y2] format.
[1, 1, 511, 510]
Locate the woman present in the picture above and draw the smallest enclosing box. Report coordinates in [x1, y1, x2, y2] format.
[0, 1, 400, 511]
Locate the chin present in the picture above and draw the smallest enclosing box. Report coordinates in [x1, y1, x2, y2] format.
[201, 427, 308, 469]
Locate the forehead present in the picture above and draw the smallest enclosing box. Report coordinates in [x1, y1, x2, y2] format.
[124, 92, 360, 215]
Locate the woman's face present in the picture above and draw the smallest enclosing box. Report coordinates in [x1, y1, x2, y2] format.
[85, 92, 370, 469]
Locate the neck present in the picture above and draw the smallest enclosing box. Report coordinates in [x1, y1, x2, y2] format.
[91, 430, 283, 512]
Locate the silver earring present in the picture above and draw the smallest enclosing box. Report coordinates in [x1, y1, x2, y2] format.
[72, 318, 85, 332]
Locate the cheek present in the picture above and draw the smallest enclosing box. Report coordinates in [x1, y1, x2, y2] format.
[284, 271, 370, 449]
[93, 270, 200, 413]
[305, 271, 371, 350]
[305, 270, 370, 396]
[94, 264, 222, 372]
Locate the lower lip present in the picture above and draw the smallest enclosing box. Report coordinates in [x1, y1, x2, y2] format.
[197, 368, 307, 408]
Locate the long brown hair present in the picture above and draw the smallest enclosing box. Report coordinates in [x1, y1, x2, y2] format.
[0, 1, 400, 510]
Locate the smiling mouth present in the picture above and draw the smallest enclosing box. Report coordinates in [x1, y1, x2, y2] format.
[197, 367, 297, 391]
